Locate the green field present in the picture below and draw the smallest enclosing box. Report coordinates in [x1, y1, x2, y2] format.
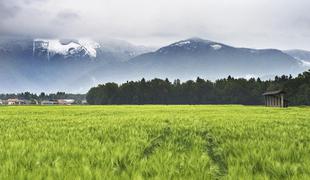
[0, 105, 309, 179]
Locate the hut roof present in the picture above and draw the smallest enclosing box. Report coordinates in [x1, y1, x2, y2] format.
[262, 90, 286, 96]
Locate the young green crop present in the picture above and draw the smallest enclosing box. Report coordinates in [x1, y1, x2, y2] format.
[0, 105, 309, 179]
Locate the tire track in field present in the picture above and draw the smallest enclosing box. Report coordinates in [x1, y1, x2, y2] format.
[141, 127, 228, 178]
[198, 131, 228, 179]
[142, 127, 172, 158]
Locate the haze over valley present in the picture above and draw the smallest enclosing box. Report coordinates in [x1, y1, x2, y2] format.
[0, 37, 309, 93]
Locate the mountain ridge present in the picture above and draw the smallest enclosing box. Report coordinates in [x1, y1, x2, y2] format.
[0, 37, 308, 93]
[128, 38, 302, 81]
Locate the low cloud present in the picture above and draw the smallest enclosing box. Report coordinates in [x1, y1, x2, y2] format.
[53, 10, 81, 25]
[56, 11, 80, 21]
[0, 1, 20, 19]
[0, 0, 310, 49]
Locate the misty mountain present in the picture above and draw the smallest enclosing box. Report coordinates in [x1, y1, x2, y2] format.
[128, 38, 304, 80]
[283, 49, 310, 68]
[284, 49, 310, 61]
[0, 37, 307, 93]
[0, 37, 153, 62]
[0, 37, 153, 93]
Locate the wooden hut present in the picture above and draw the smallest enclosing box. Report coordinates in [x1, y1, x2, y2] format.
[263, 90, 288, 108]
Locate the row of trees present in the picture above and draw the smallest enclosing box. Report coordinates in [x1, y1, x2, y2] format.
[86, 70, 310, 105]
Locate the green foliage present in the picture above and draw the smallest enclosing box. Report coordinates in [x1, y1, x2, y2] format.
[0, 105, 310, 179]
[86, 70, 310, 105]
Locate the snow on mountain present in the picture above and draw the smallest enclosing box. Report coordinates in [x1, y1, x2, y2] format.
[284, 49, 310, 62]
[78, 39, 101, 57]
[170, 38, 215, 48]
[33, 39, 100, 59]
[171, 40, 191, 47]
[0, 36, 308, 93]
[299, 60, 310, 67]
[211, 44, 222, 50]
[0, 37, 154, 63]
[156, 38, 226, 55]
[130, 37, 304, 82]
[283, 49, 310, 67]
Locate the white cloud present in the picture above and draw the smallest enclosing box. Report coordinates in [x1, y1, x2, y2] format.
[1, 0, 310, 49]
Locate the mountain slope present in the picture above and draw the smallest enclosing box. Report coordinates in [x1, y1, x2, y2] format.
[129, 38, 304, 80]
[0, 37, 152, 62]
[284, 49, 310, 61]
[284, 49, 310, 68]
[0, 37, 153, 93]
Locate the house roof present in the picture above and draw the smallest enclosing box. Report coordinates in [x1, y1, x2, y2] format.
[7, 99, 25, 102]
[262, 90, 286, 96]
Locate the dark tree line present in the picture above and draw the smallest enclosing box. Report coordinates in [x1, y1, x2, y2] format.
[86, 70, 310, 105]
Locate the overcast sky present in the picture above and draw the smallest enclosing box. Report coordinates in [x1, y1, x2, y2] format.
[1, 0, 310, 49]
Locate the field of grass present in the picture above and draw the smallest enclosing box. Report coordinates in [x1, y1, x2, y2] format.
[0, 105, 309, 179]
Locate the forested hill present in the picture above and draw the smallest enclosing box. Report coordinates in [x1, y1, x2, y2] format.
[87, 70, 310, 105]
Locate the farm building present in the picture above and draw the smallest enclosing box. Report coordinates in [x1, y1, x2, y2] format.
[57, 99, 75, 105]
[7, 99, 27, 105]
[263, 90, 288, 108]
[0, 100, 8, 105]
[41, 100, 57, 105]
[8, 99, 33, 105]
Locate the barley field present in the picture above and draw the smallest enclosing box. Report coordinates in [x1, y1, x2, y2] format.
[0, 105, 309, 179]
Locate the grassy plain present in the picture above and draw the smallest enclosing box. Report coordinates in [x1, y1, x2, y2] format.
[0, 105, 309, 179]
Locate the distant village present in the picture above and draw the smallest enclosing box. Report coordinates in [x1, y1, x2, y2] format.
[0, 92, 87, 106]
[0, 98, 87, 105]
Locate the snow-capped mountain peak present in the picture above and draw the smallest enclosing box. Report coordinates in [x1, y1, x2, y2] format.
[171, 40, 191, 47]
[156, 38, 225, 55]
[171, 38, 214, 46]
[33, 39, 100, 60]
[78, 39, 100, 57]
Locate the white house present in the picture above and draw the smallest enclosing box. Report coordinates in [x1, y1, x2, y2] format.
[41, 100, 57, 105]
[7, 99, 27, 105]
[57, 99, 75, 105]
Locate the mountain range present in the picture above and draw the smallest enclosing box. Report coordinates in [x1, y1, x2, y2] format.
[0, 37, 308, 93]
